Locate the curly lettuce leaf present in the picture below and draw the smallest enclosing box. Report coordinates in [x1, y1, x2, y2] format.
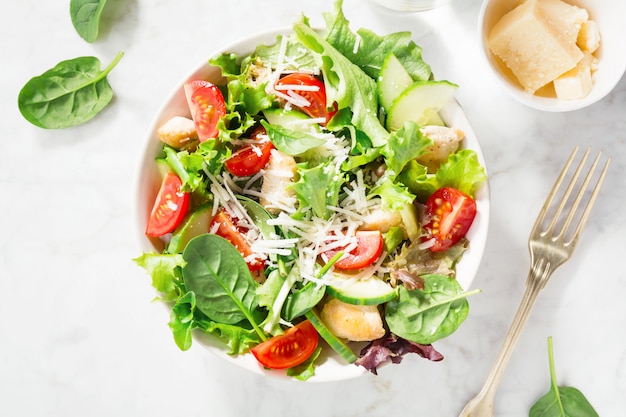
[133, 252, 185, 302]
[291, 161, 345, 219]
[369, 178, 415, 211]
[399, 149, 487, 202]
[254, 34, 319, 72]
[293, 21, 389, 147]
[324, 0, 431, 81]
[381, 121, 432, 179]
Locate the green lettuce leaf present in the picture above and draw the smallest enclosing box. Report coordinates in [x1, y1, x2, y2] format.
[293, 21, 389, 147]
[291, 161, 345, 219]
[324, 0, 431, 81]
[254, 34, 319, 72]
[399, 149, 486, 202]
[133, 252, 186, 302]
[369, 177, 415, 211]
[381, 121, 432, 179]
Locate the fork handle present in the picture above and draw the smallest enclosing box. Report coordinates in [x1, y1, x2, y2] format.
[472, 266, 547, 406]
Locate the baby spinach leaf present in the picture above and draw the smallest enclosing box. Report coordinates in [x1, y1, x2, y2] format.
[385, 274, 480, 344]
[70, 0, 108, 43]
[530, 337, 599, 417]
[261, 121, 326, 156]
[18, 51, 123, 129]
[182, 234, 267, 341]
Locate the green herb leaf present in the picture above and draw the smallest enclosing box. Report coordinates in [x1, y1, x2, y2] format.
[18, 51, 123, 129]
[530, 337, 599, 417]
[182, 234, 267, 341]
[70, 0, 108, 43]
[386, 274, 479, 344]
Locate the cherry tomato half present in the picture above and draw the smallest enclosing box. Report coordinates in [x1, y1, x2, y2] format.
[423, 187, 477, 252]
[251, 320, 319, 369]
[275, 73, 336, 125]
[183, 80, 227, 142]
[145, 172, 190, 237]
[224, 126, 274, 177]
[210, 210, 264, 271]
[323, 230, 384, 270]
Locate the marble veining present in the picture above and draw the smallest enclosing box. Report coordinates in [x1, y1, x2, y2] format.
[1, 0, 624, 416]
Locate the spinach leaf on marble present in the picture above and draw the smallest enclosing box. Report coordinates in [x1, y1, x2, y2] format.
[529, 337, 599, 417]
[18, 52, 123, 129]
[70, 0, 108, 43]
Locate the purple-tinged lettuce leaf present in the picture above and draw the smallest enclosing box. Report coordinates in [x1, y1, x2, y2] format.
[355, 334, 443, 375]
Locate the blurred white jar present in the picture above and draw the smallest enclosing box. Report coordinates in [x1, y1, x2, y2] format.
[372, 0, 454, 12]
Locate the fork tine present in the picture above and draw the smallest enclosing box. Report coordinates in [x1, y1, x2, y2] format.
[545, 147, 589, 237]
[533, 146, 580, 234]
[566, 151, 610, 243]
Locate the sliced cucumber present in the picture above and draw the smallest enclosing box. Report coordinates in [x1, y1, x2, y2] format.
[377, 52, 414, 113]
[166, 205, 213, 254]
[421, 107, 446, 126]
[386, 80, 458, 131]
[305, 309, 358, 364]
[326, 276, 398, 306]
[263, 108, 320, 135]
[400, 203, 420, 242]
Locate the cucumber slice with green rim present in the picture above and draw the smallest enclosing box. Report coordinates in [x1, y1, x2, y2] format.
[326, 276, 398, 306]
[263, 108, 320, 134]
[377, 52, 414, 113]
[386, 80, 458, 131]
[166, 205, 213, 254]
[305, 309, 358, 364]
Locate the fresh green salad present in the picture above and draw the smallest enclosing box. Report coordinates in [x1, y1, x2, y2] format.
[135, 0, 486, 380]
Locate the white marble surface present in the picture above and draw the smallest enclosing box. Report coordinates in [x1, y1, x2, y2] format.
[1, 0, 625, 416]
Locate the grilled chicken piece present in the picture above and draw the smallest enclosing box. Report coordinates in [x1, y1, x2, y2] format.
[157, 116, 199, 151]
[260, 149, 297, 215]
[320, 298, 385, 342]
[417, 125, 465, 172]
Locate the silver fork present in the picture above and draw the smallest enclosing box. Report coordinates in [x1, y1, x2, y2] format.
[457, 147, 610, 417]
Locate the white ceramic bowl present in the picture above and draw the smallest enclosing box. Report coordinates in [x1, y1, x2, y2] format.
[478, 0, 626, 111]
[134, 28, 490, 382]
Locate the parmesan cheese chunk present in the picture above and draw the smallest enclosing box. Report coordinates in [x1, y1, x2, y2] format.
[554, 53, 598, 100]
[577, 19, 601, 53]
[488, 0, 585, 93]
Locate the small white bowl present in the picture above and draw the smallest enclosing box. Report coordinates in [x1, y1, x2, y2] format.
[134, 28, 490, 382]
[478, 0, 626, 111]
